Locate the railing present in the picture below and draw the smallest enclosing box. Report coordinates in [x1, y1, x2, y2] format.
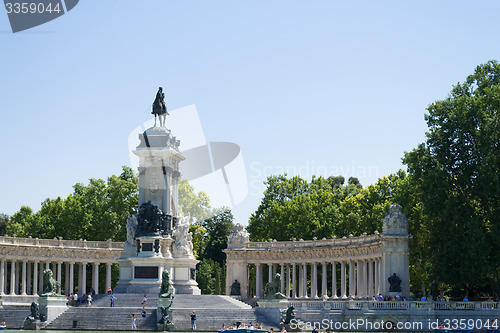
[244, 233, 382, 250]
[0, 235, 124, 250]
[286, 300, 500, 312]
[369, 301, 411, 309]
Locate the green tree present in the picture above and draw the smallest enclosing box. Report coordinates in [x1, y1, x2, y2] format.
[6, 206, 35, 237]
[200, 209, 234, 264]
[195, 208, 234, 294]
[6, 166, 138, 241]
[178, 180, 211, 222]
[247, 175, 367, 241]
[404, 60, 500, 297]
[0, 213, 9, 235]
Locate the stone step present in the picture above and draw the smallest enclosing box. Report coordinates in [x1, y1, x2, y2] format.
[90, 293, 159, 308]
[171, 294, 252, 309]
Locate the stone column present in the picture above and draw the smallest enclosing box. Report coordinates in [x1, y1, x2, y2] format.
[356, 261, 361, 299]
[45, 262, 50, 270]
[138, 168, 146, 205]
[381, 253, 387, 295]
[65, 263, 70, 295]
[298, 264, 303, 297]
[255, 264, 262, 297]
[268, 264, 273, 283]
[15, 261, 19, 294]
[57, 262, 62, 294]
[0, 260, 4, 295]
[280, 264, 285, 294]
[105, 263, 112, 293]
[322, 263, 327, 297]
[92, 263, 99, 294]
[52, 262, 56, 276]
[162, 167, 172, 215]
[286, 265, 291, 298]
[81, 263, 87, 295]
[311, 263, 318, 298]
[21, 261, 27, 295]
[172, 171, 180, 216]
[292, 263, 297, 298]
[375, 260, 380, 295]
[33, 262, 38, 295]
[302, 263, 308, 298]
[331, 262, 338, 299]
[69, 263, 74, 294]
[348, 261, 355, 298]
[27, 261, 32, 295]
[367, 261, 375, 299]
[362, 261, 368, 298]
[341, 261, 346, 299]
[10, 261, 16, 295]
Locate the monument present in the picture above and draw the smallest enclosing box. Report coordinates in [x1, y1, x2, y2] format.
[115, 89, 200, 295]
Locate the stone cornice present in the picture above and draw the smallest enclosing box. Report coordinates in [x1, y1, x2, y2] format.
[225, 234, 383, 264]
[0, 236, 124, 264]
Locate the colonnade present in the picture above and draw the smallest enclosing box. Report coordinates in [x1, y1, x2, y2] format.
[0, 235, 123, 299]
[0, 260, 113, 296]
[252, 259, 382, 299]
[225, 204, 413, 299]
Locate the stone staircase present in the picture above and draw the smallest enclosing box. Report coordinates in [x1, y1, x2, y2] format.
[47, 293, 158, 330]
[40, 293, 279, 331]
[0, 306, 30, 329]
[171, 295, 276, 331]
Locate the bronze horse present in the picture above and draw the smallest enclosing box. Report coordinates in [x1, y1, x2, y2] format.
[152, 87, 169, 127]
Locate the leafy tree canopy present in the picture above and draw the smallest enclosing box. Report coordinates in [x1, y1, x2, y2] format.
[404, 60, 500, 296]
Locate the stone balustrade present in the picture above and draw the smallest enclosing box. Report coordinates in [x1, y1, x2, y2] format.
[287, 300, 500, 311]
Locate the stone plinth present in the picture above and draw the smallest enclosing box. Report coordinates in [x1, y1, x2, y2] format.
[157, 297, 175, 331]
[257, 298, 289, 308]
[38, 296, 67, 323]
[22, 318, 42, 330]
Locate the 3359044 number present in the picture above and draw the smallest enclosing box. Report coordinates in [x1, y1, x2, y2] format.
[5, 2, 61, 14]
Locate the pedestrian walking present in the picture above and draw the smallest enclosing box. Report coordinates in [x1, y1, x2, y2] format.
[131, 314, 137, 330]
[110, 293, 116, 307]
[142, 294, 147, 309]
[190, 311, 197, 330]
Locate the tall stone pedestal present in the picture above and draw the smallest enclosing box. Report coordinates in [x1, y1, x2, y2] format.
[38, 296, 67, 324]
[116, 124, 200, 295]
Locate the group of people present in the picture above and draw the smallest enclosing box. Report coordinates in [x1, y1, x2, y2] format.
[131, 295, 149, 329]
[131, 310, 148, 330]
[220, 322, 267, 330]
[66, 288, 96, 307]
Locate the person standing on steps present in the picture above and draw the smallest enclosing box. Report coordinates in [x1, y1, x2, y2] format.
[190, 311, 197, 330]
[110, 293, 116, 307]
[142, 294, 147, 309]
[131, 314, 137, 330]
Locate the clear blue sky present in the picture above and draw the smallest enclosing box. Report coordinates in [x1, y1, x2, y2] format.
[1, 0, 499, 225]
